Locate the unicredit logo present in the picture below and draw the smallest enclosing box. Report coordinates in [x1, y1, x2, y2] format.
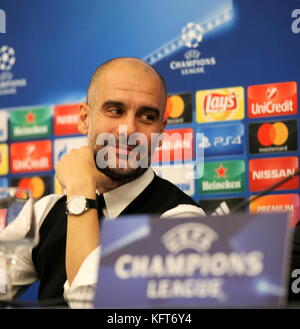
[10, 140, 52, 174]
[266, 87, 278, 99]
[13, 157, 49, 171]
[248, 81, 298, 118]
[204, 92, 237, 113]
[250, 100, 293, 115]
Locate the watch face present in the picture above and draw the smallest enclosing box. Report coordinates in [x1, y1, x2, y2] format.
[68, 196, 86, 215]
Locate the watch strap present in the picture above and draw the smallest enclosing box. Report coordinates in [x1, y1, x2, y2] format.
[86, 198, 97, 210]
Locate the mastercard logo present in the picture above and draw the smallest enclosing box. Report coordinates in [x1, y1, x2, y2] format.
[257, 122, 289, 146]
[17, 176, 45, 198]
[165, 95, 185, 120]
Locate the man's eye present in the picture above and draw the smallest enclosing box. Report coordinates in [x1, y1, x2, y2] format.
[108, 108, 122, 115]
[142, 113, 155, 122]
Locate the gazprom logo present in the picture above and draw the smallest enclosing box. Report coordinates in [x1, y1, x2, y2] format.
[0, 9, 5, 34]
[161, 223, 218, 254]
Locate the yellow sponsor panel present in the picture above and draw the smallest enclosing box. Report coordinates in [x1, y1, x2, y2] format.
[54, 176, 64, 195]
[196, 87, 245, 122]
[0, 144, 8, 175]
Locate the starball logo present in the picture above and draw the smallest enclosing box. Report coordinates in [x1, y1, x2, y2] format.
[161, 223, 218, 254]
[0, 46, 15, 71]
[0, 45, 27, 96]
[168, 22, 216, 76]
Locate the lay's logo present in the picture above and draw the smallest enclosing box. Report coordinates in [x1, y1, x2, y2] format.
[196, 87, 244, 122]
[204, 92, 237, 113]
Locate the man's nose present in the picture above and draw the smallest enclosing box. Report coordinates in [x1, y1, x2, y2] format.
[122, 115, 137, 136]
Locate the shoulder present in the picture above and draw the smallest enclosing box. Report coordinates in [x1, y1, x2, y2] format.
[152, 174, 198, 205]
[161, 204, 206, 219]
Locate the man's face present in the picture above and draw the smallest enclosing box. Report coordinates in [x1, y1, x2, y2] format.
[82, 61, 167, 182]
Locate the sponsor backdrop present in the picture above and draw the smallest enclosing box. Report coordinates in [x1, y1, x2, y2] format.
[0, 0, 299, 226]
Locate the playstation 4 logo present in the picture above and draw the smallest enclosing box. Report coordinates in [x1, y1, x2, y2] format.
[0, 9, 5, 34]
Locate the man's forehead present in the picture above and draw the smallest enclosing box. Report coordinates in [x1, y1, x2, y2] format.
[87, 57, 167, 110]
[100, 60, 159, 83]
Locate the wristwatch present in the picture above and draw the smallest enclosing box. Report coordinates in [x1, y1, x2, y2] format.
[65, 195, 97, 216]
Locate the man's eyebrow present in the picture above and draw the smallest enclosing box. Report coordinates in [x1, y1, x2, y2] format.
[102, 100, 125, 108]
[139, 106, 160, 118]
[102, 101, 161, 118]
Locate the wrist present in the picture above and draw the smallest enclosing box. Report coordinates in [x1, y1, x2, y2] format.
[66, 182, 97, 200]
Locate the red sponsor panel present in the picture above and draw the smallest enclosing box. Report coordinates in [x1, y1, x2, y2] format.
[152, 128, 194, 163]
[0, 209, 7, 231]
[249, 156, 299, 192]
[249, 194, 300, 227]
[248, 81, 298, 118]
[10, 140, 52, 174]
[54, 104, 81, 136]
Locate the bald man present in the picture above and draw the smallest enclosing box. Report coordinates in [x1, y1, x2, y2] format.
[1, 58, 205, 308]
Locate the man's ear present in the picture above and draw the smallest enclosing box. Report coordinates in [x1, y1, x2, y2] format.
[158, 119, 167, 147]
[78, 103, 90, 135]
[161, 118, 167, 132]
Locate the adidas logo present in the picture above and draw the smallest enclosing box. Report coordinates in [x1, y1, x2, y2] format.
[211, 201, 230, 216]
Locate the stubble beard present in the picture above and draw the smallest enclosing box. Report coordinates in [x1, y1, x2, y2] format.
[93, 148, 149, 184]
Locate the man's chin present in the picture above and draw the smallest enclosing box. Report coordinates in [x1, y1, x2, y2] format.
[98, 166, 148, 183]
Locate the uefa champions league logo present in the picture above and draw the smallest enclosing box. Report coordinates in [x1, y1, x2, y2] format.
[0, 46, 16, 71]
[181, 22, 204, 48]
[161, 223, 219, 254]
[0, 44, 27, 96]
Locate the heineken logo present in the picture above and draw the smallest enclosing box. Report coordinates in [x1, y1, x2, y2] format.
[26, 111, 36, 124]
[215, 164, 227, 178]
[10, 107, 52, 140]
[198, 160, 245, 195]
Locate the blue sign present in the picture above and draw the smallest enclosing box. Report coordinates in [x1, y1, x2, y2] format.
[0, 177, 8, 187]
[197, 123, 244, 157]
[94, 213, 291, 308]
